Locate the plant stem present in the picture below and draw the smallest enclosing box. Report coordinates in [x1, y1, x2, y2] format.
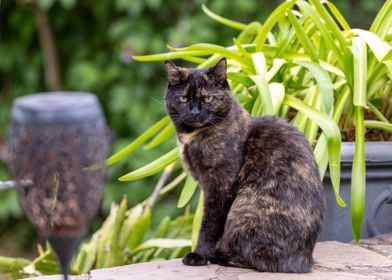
[141, 172, 187, 208]
[147, 163, 176, 209]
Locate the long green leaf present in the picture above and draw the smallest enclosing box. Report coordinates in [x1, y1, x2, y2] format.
[367, 60, 388, 91]
[128, 207, 152, 250]
[282, 53, 346, 78]
[350, 37, 367, 107]
[265, 58, 286, 82]
[23, 248, 60, 276]
[314, 134, 328, 178]
[118, 204, 144, 248]
[192, 192, 203, 251]
[154, 216, 172, 238]
[295, 1, 344, 67]
[227, 72, 254, 87]
[350, 33, 368, 242]
[182, 56, 206, 64]
[237, 21, 262, 44]
[383, 60, 392, 80]
[0, 257, 30, 273]
[369, 0, 392, 39]
[292, 86, 318, 132]
[305, 91, 322, 144]
[367, 102, 390, 123]
[251, 92, 263, 116]
[72, 231, 100, 274]
[254, 0, 296, 51]
[308, 0, 348, 54]
[269, 83, 285, 115]
[96, 198, 127, 268]
[351, 106, 366, 242]
[133, 238, 191, 254]
[295, 60, 334, 115]
[251, 52, 267, 75]
[102, 197, 127, 268]
[133, 51, 213, 62]
[352, 29, 392, 62]
[283, 95, 345, 207]
[144, 122, 175, 150]
[250, 75, 274, 116]
[201, 4, 246, 30]
[287, 11, 319, 63]
[177, 174, 198, 208]
[168, 43, 251, 68]
[106, 116, 170, 165]
[111, 197, 128, 251]
[275, 20, 297, 58]
[96, 203, 119, 268]
[119, 148, 179, 181]
[314, 86, 351, 179]
[233, 38, 251, 58]
[364, 120, 392, 133]
[325, 1, 351, 31]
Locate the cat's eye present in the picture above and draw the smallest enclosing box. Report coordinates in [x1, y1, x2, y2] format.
[179, 96, 188, 103]
[204, 96, 213, 103]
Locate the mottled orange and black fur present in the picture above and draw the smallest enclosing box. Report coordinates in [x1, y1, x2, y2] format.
[164, 59, 325, 273]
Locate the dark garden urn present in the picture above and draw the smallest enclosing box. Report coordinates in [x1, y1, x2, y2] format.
[319, 141, 392, 242]
[8, 92, 109, 279]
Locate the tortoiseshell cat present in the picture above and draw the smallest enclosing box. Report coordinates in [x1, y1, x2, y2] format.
[164, 58, 325, 273]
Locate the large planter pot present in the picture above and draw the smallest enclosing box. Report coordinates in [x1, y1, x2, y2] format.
[8, 92, 109, 276]
[319, 141, 392, 242]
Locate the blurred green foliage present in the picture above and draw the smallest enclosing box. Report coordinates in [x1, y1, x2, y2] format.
[0, 0, 385, 259]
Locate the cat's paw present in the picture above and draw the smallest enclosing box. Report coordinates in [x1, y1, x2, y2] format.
[182, 252, 208, 266]
[209, 250, 229, 265]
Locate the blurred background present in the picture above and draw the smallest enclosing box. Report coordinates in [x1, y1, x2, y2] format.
[0, 0, 385, 259]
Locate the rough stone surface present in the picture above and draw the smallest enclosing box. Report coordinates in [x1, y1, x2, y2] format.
[22, 234, 392, 280]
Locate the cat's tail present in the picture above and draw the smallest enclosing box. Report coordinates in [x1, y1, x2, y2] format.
[209, 249, 252, 269]
[211, 246, 312, 273]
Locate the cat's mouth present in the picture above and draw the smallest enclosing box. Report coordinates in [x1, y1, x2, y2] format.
[182, 118, 211, 129]
[184, 121, 208, 128]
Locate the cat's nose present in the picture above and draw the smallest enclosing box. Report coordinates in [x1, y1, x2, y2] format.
[190, 107, 200, 116]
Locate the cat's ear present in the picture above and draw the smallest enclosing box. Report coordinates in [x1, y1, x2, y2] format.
[165, 60, 187, 85]
[212, 58, 227, 81]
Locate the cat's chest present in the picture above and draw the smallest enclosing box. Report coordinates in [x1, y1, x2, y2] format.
[178, 132, 224, 173]
[178, 130, 237, 178]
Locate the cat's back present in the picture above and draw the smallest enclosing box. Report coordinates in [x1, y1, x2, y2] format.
[238, 115, 323, 198]
[232, 114, 325, 238]
[243, 115, 317, 172]
[247, 115, 313, 157]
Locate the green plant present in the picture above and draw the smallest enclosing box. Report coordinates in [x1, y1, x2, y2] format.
[0, 0, 392, 276]
[110, 0, 392, 244]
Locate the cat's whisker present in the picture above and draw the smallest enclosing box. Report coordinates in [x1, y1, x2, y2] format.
[208, 120, 220, 129]
[150, 96, 164, 106]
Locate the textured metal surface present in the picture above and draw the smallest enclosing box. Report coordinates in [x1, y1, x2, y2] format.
[9, 120, 108, 237]
[8, 92, 109, 278]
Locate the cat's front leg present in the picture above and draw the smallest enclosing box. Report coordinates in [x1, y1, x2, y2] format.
[183, 189, 234, 266]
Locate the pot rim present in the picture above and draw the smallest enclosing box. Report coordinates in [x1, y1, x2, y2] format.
[340, 141, 392, 164]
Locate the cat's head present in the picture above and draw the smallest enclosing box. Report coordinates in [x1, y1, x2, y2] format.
[164, 58, 233, 132]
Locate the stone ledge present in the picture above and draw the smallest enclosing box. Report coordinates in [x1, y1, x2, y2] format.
[24, 234, 392, 280]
